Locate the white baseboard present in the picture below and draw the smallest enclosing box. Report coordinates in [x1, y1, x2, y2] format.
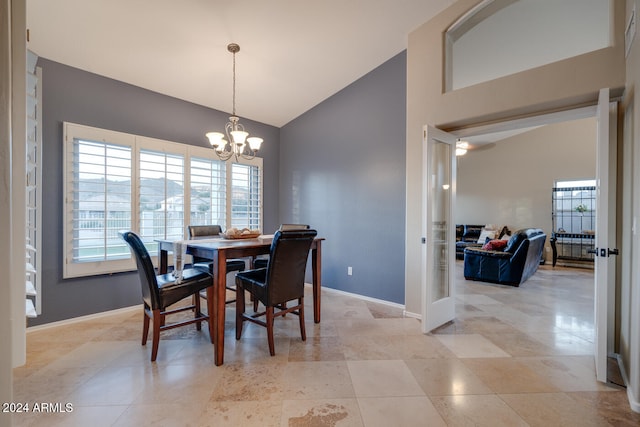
[403, 310, 422, 320]
[27, 305, 141, 333]
[312, 284, 405, 311]
[616, 353, 640, 413]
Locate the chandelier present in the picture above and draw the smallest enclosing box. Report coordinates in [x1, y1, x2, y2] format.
[206, 43, 263, 161]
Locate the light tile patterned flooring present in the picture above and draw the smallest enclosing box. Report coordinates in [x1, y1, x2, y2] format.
[11, 263, 640, 426]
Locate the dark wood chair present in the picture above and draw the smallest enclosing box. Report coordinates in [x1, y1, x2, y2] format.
[120, 231, 213, 361]
[187, 224, 246, 303]
[251, 224, 311, 312]
[253, 224, 310, 269]
[235, 229, 317, 356]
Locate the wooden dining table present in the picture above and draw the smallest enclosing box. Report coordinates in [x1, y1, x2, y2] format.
[156, 235, 324, 366]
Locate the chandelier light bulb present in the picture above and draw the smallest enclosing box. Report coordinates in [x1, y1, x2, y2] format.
[247, 137, 263, 151]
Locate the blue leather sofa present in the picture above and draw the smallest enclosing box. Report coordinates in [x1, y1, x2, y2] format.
[463, 228, 546, 286]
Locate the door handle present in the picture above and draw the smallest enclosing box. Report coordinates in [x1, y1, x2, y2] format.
[587, 247, 619, 257]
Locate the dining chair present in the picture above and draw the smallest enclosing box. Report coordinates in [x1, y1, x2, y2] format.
[253, 224, 310, 269]
[120, 231, 213, 361]
[235, 229, 317, 356]
[251, 224, 311, 312]
[187, 224, 246, 303]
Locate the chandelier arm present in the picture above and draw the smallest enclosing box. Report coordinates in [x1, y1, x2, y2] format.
[218, 151, 234, 161]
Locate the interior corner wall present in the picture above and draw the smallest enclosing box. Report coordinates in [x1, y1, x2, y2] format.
[1, 0, 14, 422]
[279, 51, 407, 304]
[405, 0, 627, 316]
[456, 117, 597, 258]
[621, 0, 640, 411]
[32, 58, 280, 326]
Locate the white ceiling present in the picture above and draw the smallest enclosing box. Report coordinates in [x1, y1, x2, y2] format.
[26, 0, 454, 127]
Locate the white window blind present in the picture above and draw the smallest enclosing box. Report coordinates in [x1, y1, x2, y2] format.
[64, 124, 135, 278]
[63, 123, 263, 277]
[71, 140, 132, 263]
[190, 156, 226, 226]
[231, 162, 262, 230]
[139, 149, 185, 254]
[25, 50, 41, 317]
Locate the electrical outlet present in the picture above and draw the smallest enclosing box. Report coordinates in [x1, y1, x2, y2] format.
[347, 266, 353, 276]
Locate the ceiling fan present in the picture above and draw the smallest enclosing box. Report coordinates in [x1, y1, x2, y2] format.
[455, 139, 496, 156]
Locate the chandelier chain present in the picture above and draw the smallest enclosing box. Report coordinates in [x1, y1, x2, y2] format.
[232, 49, 236, 116]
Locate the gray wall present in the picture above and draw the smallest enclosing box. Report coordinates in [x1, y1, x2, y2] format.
[33, 58, 280, 326]
[279, 51, 407, 304]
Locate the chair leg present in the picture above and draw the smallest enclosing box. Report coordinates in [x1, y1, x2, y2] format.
[195, 292, 202, 331]
[298, 297, 306, 341]
[236, 283, 246, 340]
[151, 309, 162, 362]
[266, 306, 275, 356]
[142, 307, 150, 346]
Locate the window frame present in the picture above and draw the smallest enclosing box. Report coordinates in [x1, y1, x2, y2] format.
[63, 122, 263, 278]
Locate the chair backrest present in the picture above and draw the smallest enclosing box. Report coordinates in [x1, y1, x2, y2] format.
[279, 224, 310, 231]
[119, 231, 161, 310]
[264, 229, 317, 305]
[187, 224, 222, 238]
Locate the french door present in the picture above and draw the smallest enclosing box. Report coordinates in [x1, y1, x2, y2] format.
[421, 126, 457, 332]
[594, 87, 618, 382]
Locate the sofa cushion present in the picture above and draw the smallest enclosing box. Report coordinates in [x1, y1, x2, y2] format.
[477, 229, 496, 243]
[482, 239, 508, 251]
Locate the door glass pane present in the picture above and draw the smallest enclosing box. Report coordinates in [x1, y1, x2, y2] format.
[431, 141, 451, 301]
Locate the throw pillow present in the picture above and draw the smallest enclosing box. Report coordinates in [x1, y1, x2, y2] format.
[477, 229, 496, 244]
[482, 239, 508, 251]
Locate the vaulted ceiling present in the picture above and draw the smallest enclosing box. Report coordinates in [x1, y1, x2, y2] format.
[27, 0, 454, 127]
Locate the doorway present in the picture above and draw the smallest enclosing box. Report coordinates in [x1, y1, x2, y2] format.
[441, 102, 618, 384]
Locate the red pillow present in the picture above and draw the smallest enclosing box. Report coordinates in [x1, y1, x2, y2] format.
[482, 239, 508, 251]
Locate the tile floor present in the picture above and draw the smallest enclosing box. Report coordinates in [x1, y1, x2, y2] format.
[11, 263, 640, 426]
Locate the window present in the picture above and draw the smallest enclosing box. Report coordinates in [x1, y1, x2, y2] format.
[63, 123, 263, 278]
[190, 156, 226, 227]
[445, 0, 611, 91]
[231, 162, 262, 230]
[138, 148, 185, 255]
[63, 124, 135, 278]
